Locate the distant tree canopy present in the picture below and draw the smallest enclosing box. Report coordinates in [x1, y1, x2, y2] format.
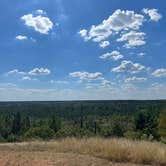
[0, 101, 165, 142]
[134, 109, 158, 135]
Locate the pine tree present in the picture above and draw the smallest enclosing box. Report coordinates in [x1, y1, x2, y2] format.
[49, 115, 61, 133]
[80, 105, 83, 128]
[21, 116, 31, 133]
[12, 112, 21, 135]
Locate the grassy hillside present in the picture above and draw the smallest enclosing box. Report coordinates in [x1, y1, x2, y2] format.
[0, 138, 165, 165]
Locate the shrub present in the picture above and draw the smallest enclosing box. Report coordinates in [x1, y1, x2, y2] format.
[25, 126, 54, 140]
[124, 131, 141, 140]
[7, 134, 20, 142]
[55, 126, 94, 138]
[0, 134, 5, 142]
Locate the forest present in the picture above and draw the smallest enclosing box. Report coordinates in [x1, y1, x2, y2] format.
[0, 100, 166, 143]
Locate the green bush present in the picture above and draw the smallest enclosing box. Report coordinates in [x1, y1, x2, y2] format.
[140, 133, 148, 140]
[7, 134, 20, 142]
[124, 131, 141, 140]
[160, 137, 166, 144]
[100, 123, 124, 138]
[100, 127, 113, 137]
[0, 134, 6, 142]
[25, 126, 54, 139]
[55, 126, 94, 138]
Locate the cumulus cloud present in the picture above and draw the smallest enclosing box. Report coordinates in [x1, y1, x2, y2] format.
[22, 76, 32, 81]
[142, 8, 162, 22]
[22, 76, 38, 81]
[99, 41, 110, 48]
[78, 29, 90, 41]
[7, 68, 51, 77]
[7, 69, 26, 75]
[28, 68, 51, 75]
[117, 31, 146, 48]
[84, 79, 113, 90]
[70, 71, 103, 80]
[99, 51, 123, 61]
[101, 79, 112, 88]
[111, 60, 147, 74]
[79, 9, 144, 42]
[16, 35, 28, 40]
[125, 76, 147, 83]
[151, 68, 166, 77]
[21, 11, 53, 34]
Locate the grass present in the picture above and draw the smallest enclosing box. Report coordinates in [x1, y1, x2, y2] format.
[0, 138, 166, 165]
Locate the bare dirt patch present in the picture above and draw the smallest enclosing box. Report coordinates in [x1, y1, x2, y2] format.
[0, 152, 147, 166]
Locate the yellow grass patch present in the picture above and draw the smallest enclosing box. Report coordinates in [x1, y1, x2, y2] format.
[0, 138, 165, 165]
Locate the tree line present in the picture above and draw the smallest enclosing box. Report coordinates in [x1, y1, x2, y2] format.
[0, 101, 165, 143]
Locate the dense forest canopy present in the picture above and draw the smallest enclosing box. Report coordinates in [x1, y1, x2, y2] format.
[0, 100, 165, 143]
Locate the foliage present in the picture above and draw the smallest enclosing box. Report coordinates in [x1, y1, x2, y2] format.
[49, 115, 61, 133]
[158, 110, 166, 140]
[25, 126, 54, 139]
[0, 101, 165, 142]
[7, 134, 20, 142]
[124, 131, 141, 140]
[12, 112, 21, 135]
[134, 109, 158, 136]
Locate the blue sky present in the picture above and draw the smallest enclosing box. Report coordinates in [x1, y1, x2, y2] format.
[0, 0, 166, 101]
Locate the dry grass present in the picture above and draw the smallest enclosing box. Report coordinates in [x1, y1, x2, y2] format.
[0, 138, 166, 165]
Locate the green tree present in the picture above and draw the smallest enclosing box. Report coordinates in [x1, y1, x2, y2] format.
[158, 110, 166, 139]
[12, 112, 21, 135]
[49, 115, 61, 133]
[134, 110, 157, 136]
[21, 116, 31, 133]
[25, 126, 54, 139]
[0, 115, 13, 139]
[111, 122, 124, 137]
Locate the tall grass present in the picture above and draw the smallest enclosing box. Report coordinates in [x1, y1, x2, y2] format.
[54, 138, 166, 165]
[1, 138, 166, 165]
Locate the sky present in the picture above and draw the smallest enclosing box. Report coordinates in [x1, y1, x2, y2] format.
[0, 0, 166, 101]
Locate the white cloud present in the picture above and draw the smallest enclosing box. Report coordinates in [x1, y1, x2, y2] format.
[111, 60, 147, 74]
[21, 12, 53, 34]
[28, 68, 51, 75]
[84, 79, 113, 90]
[117, 31, 146, 48]
[138, 52, 146, 57]
[16, 35, 28, 40]
[79, 9, 144, 42]
[125, 76, 147, 83]
[142, 8, 162, 22]
[50, 80, 69, 84]
[78, 29, 90, 41]
[7, 68, 51, 76]
[99, 41, 110, 48]
[1, 82, 166, 100]
[151, 68, 166, 77]
[101, 79, 112, 88]
[22, 76, 38, 81]
[36, 9, 46, 15]
[7, 69, 26, 75]
[0, 83, 17, 89]
[70, 71, 103, 80]
[22, 76, 32, 81]
[99, 51, 123, 61]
